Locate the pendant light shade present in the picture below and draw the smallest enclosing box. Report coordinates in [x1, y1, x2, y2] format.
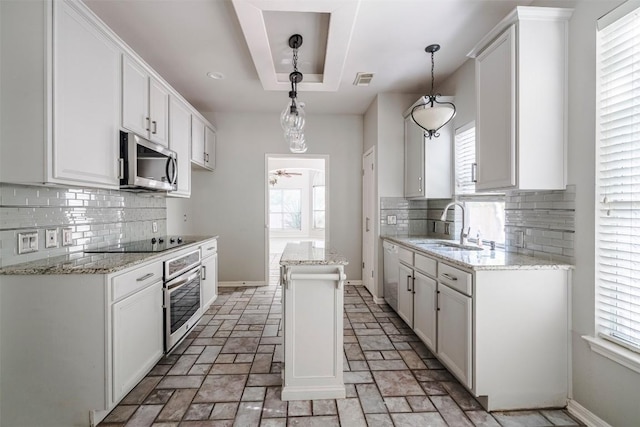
[280, 99, 305, 131]
[411, 44, 456, 139]
[281, 34, 308, 153]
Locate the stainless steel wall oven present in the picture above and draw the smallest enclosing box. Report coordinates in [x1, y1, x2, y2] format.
[164, 249, 202, 353]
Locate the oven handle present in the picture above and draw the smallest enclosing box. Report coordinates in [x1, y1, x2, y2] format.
[167, 267, 201, 291]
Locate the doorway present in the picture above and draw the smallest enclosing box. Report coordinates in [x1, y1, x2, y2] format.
[265, 155, 329, 284]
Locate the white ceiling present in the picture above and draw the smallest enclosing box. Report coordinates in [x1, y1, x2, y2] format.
[84, 0, 534, 115]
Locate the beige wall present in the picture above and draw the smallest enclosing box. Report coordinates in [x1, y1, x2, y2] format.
[168, 112, 363, 282]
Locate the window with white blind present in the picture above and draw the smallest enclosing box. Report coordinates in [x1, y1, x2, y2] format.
[453, 123, 506, 245]
[454, 123, 477, 195]
[596, 3, 640, 353]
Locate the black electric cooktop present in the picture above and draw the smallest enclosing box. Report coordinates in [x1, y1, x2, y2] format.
[84, 236, 196, 253]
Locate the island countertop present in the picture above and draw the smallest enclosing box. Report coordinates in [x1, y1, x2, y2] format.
[383, 236, 573, 271]
[279, 242, 348, 266]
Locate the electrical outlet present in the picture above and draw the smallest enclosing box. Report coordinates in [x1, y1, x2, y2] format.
[17, 231, 38, 254]
[45, 228, 58, 248]
[62, 228, 73, 246]
[515, 230, 525, 248]
[152, 221, 158, 233]
[387, 215, 397, 225]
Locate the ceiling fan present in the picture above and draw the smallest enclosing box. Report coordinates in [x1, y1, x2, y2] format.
[269, 169, 302, 186]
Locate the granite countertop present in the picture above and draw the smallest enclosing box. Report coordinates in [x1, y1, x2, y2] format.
[0, 235, 218, 275]
[280, 241, 348, 266]
[383, 236, 573, 271]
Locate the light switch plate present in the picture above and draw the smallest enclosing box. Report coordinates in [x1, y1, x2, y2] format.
[152, 221, 158, 233]
[62, 228, 73, 246]
[17, 231, 38, 254]
[387, 215, 397, 225]
[515, 230, 525, 248]
[45, 228, 58, 248]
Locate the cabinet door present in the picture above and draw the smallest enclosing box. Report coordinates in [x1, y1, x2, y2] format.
[404, 116, 425, 198]
[437, 283, 472, 388]
[52, 1, 120, 187]
[112, 281, 163, 403]
[397, 263, 414, 328]
[168, 97, 191, 197]
[204, 126, 216, 170]
[201, 253, 218, 310]
[149, 79, 169, 146]
[122, 55, 150, 137]
[475, 25, 516, 190]
[413, 271, 437, 352]
[191, 115, 206, 167]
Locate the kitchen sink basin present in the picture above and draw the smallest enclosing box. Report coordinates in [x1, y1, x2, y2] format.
[416, 241, 483, 251]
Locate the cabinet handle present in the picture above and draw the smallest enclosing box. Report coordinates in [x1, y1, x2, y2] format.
[442, 273, 458, 281]
[145, 117, 150, 132]
[436, 290, 440, 311]
[366, 217, 370, 232]
[152, 120, 157, 134]
[136, 273, 154, 282]
[202, 265, 207, 280]
[118, 158, 124, 180]
[407, 275, 412, 292]
[471, 163, 477, 183]
[418, 176, 423, 192]
[206, 246, 215, 251]
[205, 152, 209, 162]
[412, 276, 416, 294]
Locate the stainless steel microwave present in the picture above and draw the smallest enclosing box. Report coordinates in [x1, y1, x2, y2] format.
[120, 131, 177, 192]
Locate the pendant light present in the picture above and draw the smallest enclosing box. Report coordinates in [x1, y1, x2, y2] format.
[411, 44, 456, 139]
[281, 34, 307, 153]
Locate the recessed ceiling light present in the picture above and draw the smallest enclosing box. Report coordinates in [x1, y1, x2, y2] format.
[207, 71, 225, 80]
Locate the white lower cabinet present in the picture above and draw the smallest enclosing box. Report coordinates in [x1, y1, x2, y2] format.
[0, 258, 167, 426]
[436, 282, 472, 388]
[112, 280, 163, 403]
[397, 262, 414, 328]
[382, 239, 569, 411]
[200, 238, 218, 310]
[413, 271, 437, 352]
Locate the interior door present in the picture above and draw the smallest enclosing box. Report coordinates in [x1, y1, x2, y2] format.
[362, 149, 375, 295]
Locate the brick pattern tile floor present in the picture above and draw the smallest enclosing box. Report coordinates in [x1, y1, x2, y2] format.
[98, 284, 584, 427]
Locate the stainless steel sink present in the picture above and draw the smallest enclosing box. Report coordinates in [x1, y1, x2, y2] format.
[416, 241, 483, 251]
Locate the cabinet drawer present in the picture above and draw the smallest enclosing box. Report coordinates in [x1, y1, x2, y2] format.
[201, 239, 217, 259]
[398, 247, 414, 265]
[112, 262, 163, 302]
[438, 263, 472, 296]
[414, 253, 437, 277]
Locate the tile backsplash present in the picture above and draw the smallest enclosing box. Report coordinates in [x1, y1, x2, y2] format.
[380, 197, 454, 239]
[504, 185, 575, 263]
[380, 185, 575, 264]
[0, 183, 167, 267]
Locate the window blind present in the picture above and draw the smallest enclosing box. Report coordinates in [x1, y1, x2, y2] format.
[455, 124, 476, 195]
[596, 4, 640, 352]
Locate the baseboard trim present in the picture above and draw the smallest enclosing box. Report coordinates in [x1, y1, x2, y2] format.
[219, 281, 267, 287]
[346, 280, 362, 286]
[567, 399, 613, 427]
[372, 295, 385, 304]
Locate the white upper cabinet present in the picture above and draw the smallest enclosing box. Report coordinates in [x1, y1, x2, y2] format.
[469, 7, 573, 191]
[168, 96, 192, 197]
[0, 0, 121, 188]
[192, 115, 216, 171]
[122, 55, 169, 146]
[403, 100, 453, 199]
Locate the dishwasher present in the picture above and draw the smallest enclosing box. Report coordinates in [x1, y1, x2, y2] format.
[383, 241, 399, 311]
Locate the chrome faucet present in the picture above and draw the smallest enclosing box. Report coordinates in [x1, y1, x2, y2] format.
[440, 201, 468, 245]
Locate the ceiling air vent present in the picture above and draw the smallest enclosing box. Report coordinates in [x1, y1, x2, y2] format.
[353, 72, 374, 86]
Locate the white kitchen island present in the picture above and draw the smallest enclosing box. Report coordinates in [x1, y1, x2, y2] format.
[279, 242, 348, 401]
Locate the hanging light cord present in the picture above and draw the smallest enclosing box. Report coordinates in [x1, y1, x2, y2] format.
[429, 50, 435, 98]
